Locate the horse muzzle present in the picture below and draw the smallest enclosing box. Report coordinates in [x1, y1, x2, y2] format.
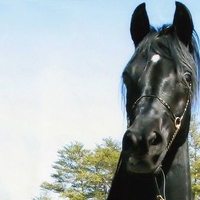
[122, 115, 171, 174]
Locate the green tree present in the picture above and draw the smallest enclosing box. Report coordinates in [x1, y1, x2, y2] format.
[41, 141, 92, 199]
[32, 191, 52, 200]
[189, 116, 200, 199]
[85, 138, 120, 199]
[40, 138, 120, 199]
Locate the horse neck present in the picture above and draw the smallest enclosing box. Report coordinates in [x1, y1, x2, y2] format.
[108, 140, 191, 200]
[107, 159, 158, 200]
[164, 139, 192, 200]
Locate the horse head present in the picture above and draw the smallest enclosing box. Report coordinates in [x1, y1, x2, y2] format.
[122, 2, 198, 175]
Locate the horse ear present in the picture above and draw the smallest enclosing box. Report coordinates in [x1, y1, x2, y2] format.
[173, 2, 194, 46]
[130, 3, 150, 47]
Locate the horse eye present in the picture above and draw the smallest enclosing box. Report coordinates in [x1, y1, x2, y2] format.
[184, 72, 192, 83]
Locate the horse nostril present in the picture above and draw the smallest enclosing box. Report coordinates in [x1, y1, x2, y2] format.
[123, 131, 138, 151]
[150, 132, 162, 146]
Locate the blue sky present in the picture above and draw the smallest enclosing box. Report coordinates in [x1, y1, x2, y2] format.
[0, 0, 199, 199]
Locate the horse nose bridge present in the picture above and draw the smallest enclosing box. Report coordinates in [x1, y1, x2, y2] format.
[132, 111, 161, 133]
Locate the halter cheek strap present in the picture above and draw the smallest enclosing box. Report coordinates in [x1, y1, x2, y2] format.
[158, 84, 191, 160]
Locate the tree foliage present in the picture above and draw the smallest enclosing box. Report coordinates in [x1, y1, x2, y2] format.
[189, 116, 200, 199]
[40, 138, 120, 200]
[32, 191, 52, 200]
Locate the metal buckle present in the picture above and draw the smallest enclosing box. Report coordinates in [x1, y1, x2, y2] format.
[157, 195, 165, 200]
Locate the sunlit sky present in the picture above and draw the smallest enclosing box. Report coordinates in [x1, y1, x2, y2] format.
[0, 0, 200, 199]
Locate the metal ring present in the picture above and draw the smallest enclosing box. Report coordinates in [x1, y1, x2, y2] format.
[174, 117, 181, 130]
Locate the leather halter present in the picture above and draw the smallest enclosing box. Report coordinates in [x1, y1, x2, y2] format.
[127, 83, 191, 154]
[126, 84, 192, 200]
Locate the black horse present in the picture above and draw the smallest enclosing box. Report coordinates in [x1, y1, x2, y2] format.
[108, 2, 199, 200]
